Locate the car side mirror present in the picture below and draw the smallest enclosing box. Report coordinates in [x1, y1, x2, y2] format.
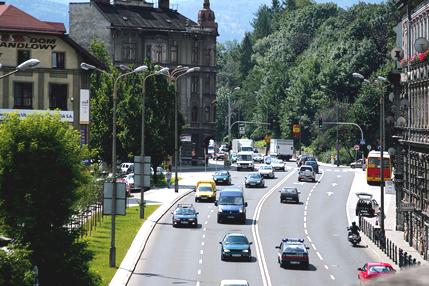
[196, 212, 199, 215]
[275, 246, 280, 249]
[357, 267, 363, 271]
[219, 242, 222, 244]
[245, 177, 247, 179]
[244, 202, 248, 207]
[306, 247, 310, 250]
[298, 191, 301, 194]
[214, 201, 218, 206]
[249, 242, 253, 245]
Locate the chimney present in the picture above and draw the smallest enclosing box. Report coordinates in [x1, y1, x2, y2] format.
[159, 0, 169, 9]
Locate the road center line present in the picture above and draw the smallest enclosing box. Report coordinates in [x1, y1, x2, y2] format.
[317, 251, 324, 261]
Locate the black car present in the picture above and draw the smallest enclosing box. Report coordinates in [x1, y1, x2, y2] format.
[305, 160, 319, 174]
[280, 187, 300, 203]
[213, 170, 232, 185]
[355, 193, 379, 217]
[245, 172, 265, 188]
[220, 233, 252, 261]
[172, 204, 199, 227]
[276, 238, 310, 269]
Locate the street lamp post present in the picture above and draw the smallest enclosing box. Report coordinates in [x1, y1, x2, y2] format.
[0, 59, 40, 79]
[353, 72, 388, 238]
[228, 87, 240, 142]
[81, 62, 148, 267]
[321, 85, 340, 167]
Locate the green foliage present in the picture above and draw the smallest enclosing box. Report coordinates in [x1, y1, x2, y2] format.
[0, 245, 34, 286]
[0, 113, 101, 286]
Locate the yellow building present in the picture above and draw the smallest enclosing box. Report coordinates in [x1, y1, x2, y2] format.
[0, 2, 101, 144]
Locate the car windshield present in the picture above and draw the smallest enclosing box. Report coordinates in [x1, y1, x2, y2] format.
[198, 186, 213, 192]
[369, 265, 393, 273]
[238, 155, 252, 161]
[215, 171, 228, 176]
[175, 208, 195, 215]
[224, 235, 248, 244]
[284, 245, 306, 253]
[282, 188, 297, 194]
[249, 173, 261, 179]
[241, 147, 253, 152]
[219, 195, 243, 205]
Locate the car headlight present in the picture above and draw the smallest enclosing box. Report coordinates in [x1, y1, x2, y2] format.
[218, 208, 223, 213]
[223, 249, 230, 252]
[239, 207, 244, 213]
[242, 249, 249, 252]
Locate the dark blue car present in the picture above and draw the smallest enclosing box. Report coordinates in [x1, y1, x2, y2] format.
[215, 188, 247, 224]
[220, 233, 252, 261]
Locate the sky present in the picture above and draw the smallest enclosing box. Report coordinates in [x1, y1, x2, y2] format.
[6, 0, 384, 42]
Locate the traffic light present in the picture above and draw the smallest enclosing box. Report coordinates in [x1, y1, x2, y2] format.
[318, 117, 323, 128]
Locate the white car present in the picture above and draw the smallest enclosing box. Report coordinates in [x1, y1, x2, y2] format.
[271, 159, 286, 171]
[220, 280, 249, 286]
[253, 153, 264, 163]
[120, 162, 134, 174]
[298, 165, 316, 182]
[258, 164, 275, 178]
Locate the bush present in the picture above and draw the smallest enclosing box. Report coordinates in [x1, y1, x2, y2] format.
[0, 245, 34, 286]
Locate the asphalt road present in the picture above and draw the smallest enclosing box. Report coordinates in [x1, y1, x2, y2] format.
[127, 163, 378, 286]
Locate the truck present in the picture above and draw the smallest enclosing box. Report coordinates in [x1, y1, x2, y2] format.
[270, 139, 294, 161]
[232, 139, 254, 154]
[236, 152, 254, 171]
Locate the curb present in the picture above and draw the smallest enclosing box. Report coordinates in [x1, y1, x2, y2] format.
[109, 189, 194, 286]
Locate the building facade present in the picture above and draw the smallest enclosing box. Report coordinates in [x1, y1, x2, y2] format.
[396, 0, 429, 261]
[0, 3, 100, 144]
[69, 0, 218, 164]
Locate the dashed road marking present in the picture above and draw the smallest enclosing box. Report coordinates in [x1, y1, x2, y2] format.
[204, 221, 208, 225]
[196, 281, 200, 286]
[210, 209, 214, 213]
[201, 242, 205, 246]
[203, 228, 207, 231]
[199, 259, 202, 264]
[202, 234, 205, 239]
[316, 252, 324, 261]
[307, 236, 312, 243]
[207, 215, 211, 219]
[200, 250, 203, 255]
[312, 243, 317, 250]
[197, 269, 201, 275]
[304, 222, 307, 228]
[304, 229, 308, 235]
[304, 211, 307, 216]
[324, 265, 329, 270]
[330, 275, 336, 280]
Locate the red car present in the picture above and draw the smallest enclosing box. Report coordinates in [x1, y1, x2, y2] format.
[357, 262, 395, 282]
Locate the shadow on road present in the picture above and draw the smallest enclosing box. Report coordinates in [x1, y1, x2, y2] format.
[283, 263, 317, 271]
[131, 272, 198, 284]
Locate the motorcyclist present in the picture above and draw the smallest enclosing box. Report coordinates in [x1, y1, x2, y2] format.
[349, 221, 360, 236]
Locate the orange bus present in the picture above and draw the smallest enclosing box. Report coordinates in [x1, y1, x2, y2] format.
[366, 151, 392, 184]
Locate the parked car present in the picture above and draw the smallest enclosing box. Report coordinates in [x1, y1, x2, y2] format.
[280, 187, 300, 203]
[350, 159, 364, 168]
[171, 204, 198, 228]
[355, 192, 379, 217]
[305, 160, 319, 174]
[245, 172, 265, 188]
[259, 164, 275, 179]
[298, 165, 316, 182]
[124, 173, 135, 193]
[220, 233, 252, 261]
[213, 170, 231, 185]
[271, 159, 286, 171]
[120, 162, 134, 174]
[357, 262, 395, 282]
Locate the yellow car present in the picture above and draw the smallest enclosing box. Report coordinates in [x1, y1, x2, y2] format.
[195, 180, 217, 202]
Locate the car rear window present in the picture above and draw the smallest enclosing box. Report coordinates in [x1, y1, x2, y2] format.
[369, 265, 393, 273]
[282, 188, 297, 194]
[300, 167, 312, 172]
[284, 245, 306, 253]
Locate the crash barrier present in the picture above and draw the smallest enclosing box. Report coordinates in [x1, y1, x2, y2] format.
[360, 217, 421, 268]
[66, 202, 104, 239]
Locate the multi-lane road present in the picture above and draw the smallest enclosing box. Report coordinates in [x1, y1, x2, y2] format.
[128, 162, 378, 286]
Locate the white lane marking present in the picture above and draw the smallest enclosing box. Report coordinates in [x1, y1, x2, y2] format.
[330, 275, 336, 280]
[304, 217, 307, 222]
[196, 282, 200, 286]
[304, 229, 308, 235]
[304, 211, 307, 216]
[316, 252, 324, 261]
[252, 170, 296, 286]
[210, 209, 214, 213]
[203, 228, 207, 231]
[312, 244, 317, 250]
[307, 236, 312, 243]
[202, 234, 205, 239]
[337, 175, 341, 178]
[204, 221, 208, 225]
[197, 269, 201, 275]
[324, 265, 329, 270]
[207, 215, 211, 219]
[201, 242, 205, 246]
[332, 183, 338, 187]
[199, 259, 202, 264]
[304, 205, 308, 211]
[200, 250, 203, 255]
[304, 222, 307, 228]
[326, 191, 334, 197]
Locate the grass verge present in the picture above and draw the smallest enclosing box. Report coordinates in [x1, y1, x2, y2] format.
[85, 205, 159, 285]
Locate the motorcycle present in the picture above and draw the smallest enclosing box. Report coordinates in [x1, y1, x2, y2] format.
[347, 227, 361, 246]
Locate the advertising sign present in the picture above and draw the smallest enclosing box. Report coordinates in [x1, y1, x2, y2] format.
[0, 109, 73, 122]
[80, 89, 90, 124]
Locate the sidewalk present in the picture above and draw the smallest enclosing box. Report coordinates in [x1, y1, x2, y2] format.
[346, 170, 428, 267]
[110, 171, 210, 286]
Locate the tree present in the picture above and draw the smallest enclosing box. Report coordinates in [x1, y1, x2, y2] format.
[0, 245, 34, 286]
[239, 32, 253, 79]
[0, 113, 100, 285]
[252, 5, 273, 40]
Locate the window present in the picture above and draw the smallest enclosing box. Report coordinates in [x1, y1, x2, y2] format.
[192, 41, 199, 65]
[14, 82, 33, 109]
[121, 43, 136, 61]
[191, 106, 198, 122]
[52, 52, 65, 69]
[17, 50, 30, 65]
[204, 105, 210, 122]
[49, 84, 68, 110]
[170, 41, 178, 64]
[146, 45, 152, 60]
[205, 74, 211, 89]
[191, 76, 199, 93]
[205, 48, 212, 66]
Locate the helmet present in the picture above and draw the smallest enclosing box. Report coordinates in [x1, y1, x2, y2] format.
[352, 221, 357, 226]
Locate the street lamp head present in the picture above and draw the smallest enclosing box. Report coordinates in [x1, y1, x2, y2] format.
[17, 58, 40, 71]
[119, 64, 131, 71]
[186, 67, 200, 73]
[0, 63, 2, 69]
[377, 76, 388, 82]
[320, 85, 327, 89]
[133, 65, 148, 73]
[352, 72, 365, 80]
[157, 67, 170, 75]
[80, 62, 96, 71]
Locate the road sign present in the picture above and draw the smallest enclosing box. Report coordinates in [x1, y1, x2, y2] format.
[180, 135, 191, 142]
[399, 202, 415, 212]
[103, 182, 126, 215]
[360, 139, 366, 145]
[292, 124, 301, 135]
[336, 144, 340, 151]
[239, 126, 245, 135]
[367, 145, 372, 151]
[354, 145, 360, 151]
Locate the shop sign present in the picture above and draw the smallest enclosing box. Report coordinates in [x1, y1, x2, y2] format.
[0, 34, 57, 50]
[0, 109, 74, 122]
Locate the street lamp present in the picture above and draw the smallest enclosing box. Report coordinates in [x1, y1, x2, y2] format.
[158, 66, 200, 193]
[139, 67, 169, 218]
[353, 72, 388, 239]
[321, 85, 340, 167]
[81, 62, 148, 267]
[228, 87, 240, 142]
[0, 59, 40, 79]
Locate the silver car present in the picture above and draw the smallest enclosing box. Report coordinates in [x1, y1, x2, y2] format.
[259, 164, 275, 178]
[298, 165, 316, 182]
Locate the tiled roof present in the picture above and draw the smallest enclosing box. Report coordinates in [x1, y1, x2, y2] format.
[0, 4, 65, 34]
[94, 2, 197, 31]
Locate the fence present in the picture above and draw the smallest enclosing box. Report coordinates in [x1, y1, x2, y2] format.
[66, 202, 104, 239]
[360, 216, 421, 268]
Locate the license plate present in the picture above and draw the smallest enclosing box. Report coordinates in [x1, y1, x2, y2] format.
[181, 221, 188, 224]
[227, 215, 235, 218]
[250, 183, 255, 185]
[290, 261, 300, 265]
[232, 254, 241, 257]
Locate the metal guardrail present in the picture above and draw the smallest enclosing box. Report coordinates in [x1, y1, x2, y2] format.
[360, 216, 421, 268]
[66, 202, 104, 239]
